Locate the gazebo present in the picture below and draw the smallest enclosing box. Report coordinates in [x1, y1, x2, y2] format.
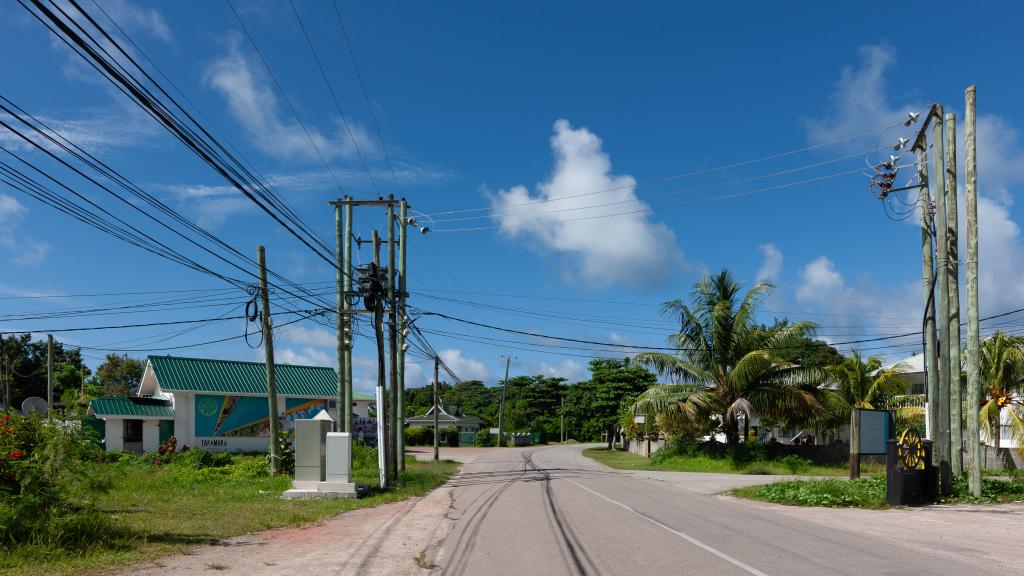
[406, 405, 484, 433]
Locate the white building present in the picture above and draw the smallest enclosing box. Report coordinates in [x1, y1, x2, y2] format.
[89, 355, 374, 453]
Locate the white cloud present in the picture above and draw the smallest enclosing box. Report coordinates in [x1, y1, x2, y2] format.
[278, 346, 332, 367]
[756, 243, 783, 284]
[803, 44, 920, 147]
[0, 107, 160, 155]
[795, 256, 845, 303]
[205, 34, 378, 163]
[489, 119, 684, 289]
[537, 359, 583, 382]
[99, 0, 173, 42]
[438, 348, 489, 382]
[279, 325, 335, 348]
[0, 194, 49, 266]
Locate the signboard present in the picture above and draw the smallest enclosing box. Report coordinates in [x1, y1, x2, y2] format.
[194, 395, 331, 438]
[857, 409, 891, 455]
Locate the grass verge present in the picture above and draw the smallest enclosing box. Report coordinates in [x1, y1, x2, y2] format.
[0, 456, 458, 576]
[733, 474, 1024, 508]
[582, 447, 880, 476]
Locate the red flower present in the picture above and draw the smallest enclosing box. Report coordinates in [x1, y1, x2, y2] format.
[2, 414, 8, 422]
[10, 450, 23, 460]
[6, 471, 13, 478]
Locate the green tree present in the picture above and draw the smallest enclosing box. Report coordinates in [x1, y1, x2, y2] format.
[978, 332, 1024, 452]
[1, 334, 86, 407]
[96, 354, 144, 397]
[565, 359, 656, 448]
[821, 351, 906, 477]
[632, 268, 824, 448]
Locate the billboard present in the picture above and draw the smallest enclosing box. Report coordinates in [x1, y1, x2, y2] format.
[194, 395, 331, 437]
[857, 409, 891, 455]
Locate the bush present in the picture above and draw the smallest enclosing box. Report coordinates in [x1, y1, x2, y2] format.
[176, 448, 234, 470]
[352, 440, 378, 470]
[781, 454, 812, 474]
[405, 427, 433, 446]
[439, 427, 459, 447]
[475, 431, 493, 447]
[741, 476, 887, 508]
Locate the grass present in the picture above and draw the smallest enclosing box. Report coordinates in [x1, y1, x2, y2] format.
[583, 447, 882, 476]
[0, 455, 458, 576]
[733, 474, 1024, 508]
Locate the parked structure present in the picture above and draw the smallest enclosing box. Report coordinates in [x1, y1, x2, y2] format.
[89, 356, 374, 453]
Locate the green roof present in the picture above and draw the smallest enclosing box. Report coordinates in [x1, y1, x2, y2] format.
[147, 356, 373, 400]
[91, 396, 174, 419]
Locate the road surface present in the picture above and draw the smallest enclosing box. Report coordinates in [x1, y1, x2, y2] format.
[429, 444, 1020, 575]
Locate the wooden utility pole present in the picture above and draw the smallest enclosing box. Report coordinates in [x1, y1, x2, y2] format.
[964, 85, 983, 496]
[257, 246, 281, 476]
[930, 107, 952, 496]
[944, 112, 963, 478]
[561, 396, 565, 443]
[335, 200, 346, 430]
[497, 355, 511, 446]
[397, 199, 408, 471]
[372, 230, 387, 489]
[46, 334, 53, 418]
[344, 201, 354, 436]
[916, 143, 939, 444]
[849, 409, 861, 479]
[433, 356, 440, 462]
[386, 197, 399, 481]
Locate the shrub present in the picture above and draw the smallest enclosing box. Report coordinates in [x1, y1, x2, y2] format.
[352, 440, 378, 470]
[177, 448, 234, 470]
[270, 430, 295, 475]
[405, 427, 433, 446]
[475, 431, 493, 447]
[781, 454, 811, 474]
[439, 427, 459, 447]
[742, 476, 887, 508]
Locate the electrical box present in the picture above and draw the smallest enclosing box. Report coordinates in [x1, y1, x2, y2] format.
[294, 419, 331, 482]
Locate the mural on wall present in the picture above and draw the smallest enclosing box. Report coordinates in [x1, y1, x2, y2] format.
[194, 395, 330, 437]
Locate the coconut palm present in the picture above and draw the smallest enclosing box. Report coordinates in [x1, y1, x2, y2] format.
[631, 269, 824, 448]
[978, 332, 1024, 452]
[820, 351, 906, 477]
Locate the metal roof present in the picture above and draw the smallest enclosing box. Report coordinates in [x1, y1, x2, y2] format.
[91, 396, 174, 419]
[147, 355, 374, 400]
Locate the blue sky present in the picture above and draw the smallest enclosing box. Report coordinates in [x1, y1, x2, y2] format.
[2, 1, 1024, 393]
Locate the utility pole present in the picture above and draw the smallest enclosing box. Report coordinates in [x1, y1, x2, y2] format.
[945, 112, 963, 478]
[257, 246, 281, 476]
[930, 107, 952, 496]
[397, 199, 408, 471]
[433, 356, 440, 462]
[916, 141, 939, 445]
[335, 199, 346, 430]
[561, 396, 565, 443]
[47, 334, 53, 419]
[344, 201, 354, 438]
[372, 230, 387, 489]
[497, 355, 511, 446]
[386, 197, 399, 481]
[964, 85, 983, 496]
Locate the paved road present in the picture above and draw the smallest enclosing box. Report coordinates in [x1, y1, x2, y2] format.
[429, 444, 1018, 576]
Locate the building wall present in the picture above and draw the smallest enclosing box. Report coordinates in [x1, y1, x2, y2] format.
[104, 418, 123, 452]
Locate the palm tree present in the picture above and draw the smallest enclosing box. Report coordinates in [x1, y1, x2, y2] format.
[631, 269, 824, 449]
[821, 351, 906, 477]
[978, 332, 1024, 454]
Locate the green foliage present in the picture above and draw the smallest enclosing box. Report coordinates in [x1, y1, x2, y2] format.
[438, 426, 460, 447]
[780, 454, 812, 474]
[352, 440, 378, 470]
[0, 334, 88, 408]
[177, 447, 233, 470]
[633, 269, 825, 448]
[268, 430, 295, 475]
[475, 430, 493, 447]
[736, 476, 888, 508]
[405, 427, 434, 446]
[95, 354, 145, 397]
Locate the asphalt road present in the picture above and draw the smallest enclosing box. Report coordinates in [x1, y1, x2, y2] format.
[430, 444, 1014, 576]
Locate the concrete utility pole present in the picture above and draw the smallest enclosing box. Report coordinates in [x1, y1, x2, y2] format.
[916, 143, 939, 444]
[965, 85, 983, 497]
[335, 200, 346, 430]
[46, 334, 53, 418]
[344, 202, 354, 437]
[561, 396, 565, 443]
[372, 230, 387, 489]
[386, 197, 399, 481]
[497, 355, 511, 446]
[930, 107, 953, 496]
[945, 112, 963, 478]
[397, 199, 408, 471]
[433, 356, 440, 462]
[258, 246, 281, 475]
